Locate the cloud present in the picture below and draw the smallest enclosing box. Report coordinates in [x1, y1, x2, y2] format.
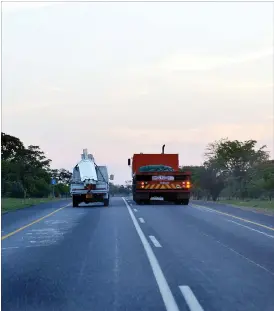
[107, 121, 273, 145]
[2, 2, 53, 12]
[50, 87, 63, 92]
[126, 47, 273, 76]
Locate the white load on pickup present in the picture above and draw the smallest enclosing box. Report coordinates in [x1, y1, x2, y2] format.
[70, 149, 114, 207]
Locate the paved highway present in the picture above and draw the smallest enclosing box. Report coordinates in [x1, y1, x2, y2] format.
[2, 197, 274, 311]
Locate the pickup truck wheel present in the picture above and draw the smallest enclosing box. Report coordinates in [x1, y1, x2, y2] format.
[103, 198, 109, 207]
[72, 196, 79, 208]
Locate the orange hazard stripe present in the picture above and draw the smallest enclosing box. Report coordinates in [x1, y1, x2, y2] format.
[142, 183, 184, 190]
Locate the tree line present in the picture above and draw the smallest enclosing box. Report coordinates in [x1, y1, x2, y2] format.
[1, 132, 72, 198]
[2, 133, 273, 201]
[182, 139, 274, 201]
[1, 132, 132, 199]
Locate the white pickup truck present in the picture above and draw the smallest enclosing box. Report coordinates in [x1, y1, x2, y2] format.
[70, 149, 114, 207]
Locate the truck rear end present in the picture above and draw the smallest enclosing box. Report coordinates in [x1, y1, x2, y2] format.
[70, 165, 110, 207]
[70, 149, 113, 207]
[128, 148, 191, 205]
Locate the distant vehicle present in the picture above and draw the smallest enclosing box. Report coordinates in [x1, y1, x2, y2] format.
[70, 149, 114, 207]
[128, 145, 191, 205]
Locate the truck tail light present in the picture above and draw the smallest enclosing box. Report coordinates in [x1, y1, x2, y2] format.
[141, 181, 145, 189]
[182, 181, 191, 189]
[85, 184, 96, 190]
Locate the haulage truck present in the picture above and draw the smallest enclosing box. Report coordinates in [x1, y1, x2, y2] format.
[128, 145, 191, 205]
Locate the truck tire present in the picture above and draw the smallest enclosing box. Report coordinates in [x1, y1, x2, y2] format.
[182, 199, 189, 205]
[104, 198, 109, 207]
[173, 199, 182, 205]
[72, 196, 79, 208]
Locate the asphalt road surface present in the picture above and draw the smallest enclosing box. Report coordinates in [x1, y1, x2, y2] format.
[2, 197, 274, 311]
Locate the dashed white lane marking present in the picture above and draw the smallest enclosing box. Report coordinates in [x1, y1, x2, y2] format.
[139, 218, 145, 223]
[179, 286, 204, 311]
[122, 198, 180, 311]
[226, 219, 274, 239]
[149, 235, 162, 248]
[2, 246, 19, 250]
[133, 208, 138, 212]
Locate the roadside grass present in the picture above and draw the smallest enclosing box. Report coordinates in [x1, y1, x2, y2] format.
[1, 197, 65, 214]
[218, 199, 274, 211]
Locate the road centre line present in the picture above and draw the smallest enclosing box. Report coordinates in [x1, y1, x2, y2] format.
[1, 203, 71, 241]
[179, 286, 204, 311]
[149, 235, 162, 248]
[191, 204, 274, 231]
[122, 198, 180, 311]
[226, 219, 274, 239]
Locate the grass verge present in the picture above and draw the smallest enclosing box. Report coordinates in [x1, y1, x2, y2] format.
[1, 197, 64, 214]
[202, 199, 274, 215]
[218, 199, 274, 210]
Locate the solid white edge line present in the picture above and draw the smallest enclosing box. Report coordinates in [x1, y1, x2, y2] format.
[122, 198, 180, 311]
[191, 204, 274, 231]
[191, 204, 215, 213]
[226, 219, 274, 239]
[201, 232, 274, 276]
[179, 286, 204, 311]
[149, 235, 162, 248]
[139, 217, 145, 223]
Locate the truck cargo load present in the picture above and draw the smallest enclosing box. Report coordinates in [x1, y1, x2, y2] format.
[128, 145, 191, 205]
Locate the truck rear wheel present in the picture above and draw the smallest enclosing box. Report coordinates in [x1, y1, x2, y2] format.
[182, 199, 189, 205]
[104, 198, 109, 207]
[72, 196, 79, 208]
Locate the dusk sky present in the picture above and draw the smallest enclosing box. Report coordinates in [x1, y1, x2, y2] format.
[2, 1, 273, 184]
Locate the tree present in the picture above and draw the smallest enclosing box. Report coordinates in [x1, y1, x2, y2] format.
[125, 180, 132, 192]
[204, 139, 270, 200]
[249, 160, 274, 200]
[14, 145, 52, 198]
[51, 168, 72, 185]
[1, 133, 54, 198]
[181, 166, 206, 199]
[1, 132, 24, 161]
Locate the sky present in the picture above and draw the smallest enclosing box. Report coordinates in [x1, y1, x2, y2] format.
[2, 1, 274, 184]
